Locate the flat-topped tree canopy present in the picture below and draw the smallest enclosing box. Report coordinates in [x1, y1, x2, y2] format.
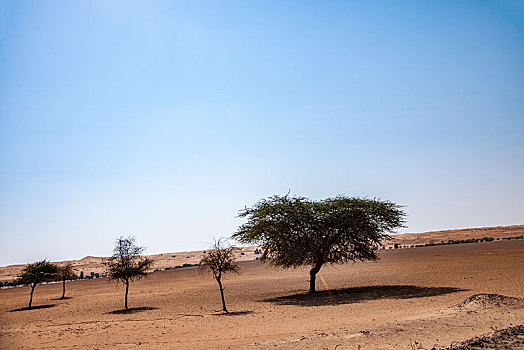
[233, 195, 405, 293]
[17, 260, 59, 308]
[17, 260, 59, 286]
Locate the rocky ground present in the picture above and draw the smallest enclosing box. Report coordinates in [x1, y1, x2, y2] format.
[435, 324, 524, 349]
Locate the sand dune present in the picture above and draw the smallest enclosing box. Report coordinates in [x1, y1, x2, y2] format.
[1, 225, 522, 283]
[384, 224, 524, 248]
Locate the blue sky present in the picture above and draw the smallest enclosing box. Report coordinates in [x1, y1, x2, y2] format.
[0, 0, 523, 266]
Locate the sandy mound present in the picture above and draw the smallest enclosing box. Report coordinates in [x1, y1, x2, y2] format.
[434, 324, 524, 349]
[453, 294, 523, 310]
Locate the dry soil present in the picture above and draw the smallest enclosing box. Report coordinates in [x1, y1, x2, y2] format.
[1, 239, 523, 349]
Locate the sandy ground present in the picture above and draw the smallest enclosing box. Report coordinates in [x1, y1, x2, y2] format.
[0, 246, 260, 283]
[1, 225, 522, 282]
[0, 240, 522, 349]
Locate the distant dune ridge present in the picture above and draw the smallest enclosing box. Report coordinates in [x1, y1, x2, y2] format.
[1, 224, 522, 283]
[1, 234, 523, 349]
[382, 224, 524, 248]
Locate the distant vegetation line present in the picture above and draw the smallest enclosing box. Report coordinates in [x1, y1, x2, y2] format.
[2, 236, 522, 289]
[384, 235, 524, 250]
[5, 195, 523, 313]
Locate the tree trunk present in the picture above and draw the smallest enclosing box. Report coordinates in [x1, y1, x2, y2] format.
[29, 283, 36, 308]
[309, 261, 324, 294]
[217, 278, 228, 313]
[124, 281, 129, 309]
[61, 279, 66, 299]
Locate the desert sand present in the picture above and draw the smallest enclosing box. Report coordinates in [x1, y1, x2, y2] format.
[1, 225, 522, 283]
[1, 237, 522, 349]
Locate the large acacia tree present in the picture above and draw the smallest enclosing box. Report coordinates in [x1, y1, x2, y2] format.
[17, 260, 59, 308]
[103, 236, 153, 310]
[233, 195, 405, 293]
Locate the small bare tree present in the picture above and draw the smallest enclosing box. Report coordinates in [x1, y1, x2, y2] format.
[57, 263, 76, 299]
[17, 260, 59, 308]
[199, 239, 240, 313]
[103, 236, 153, 310]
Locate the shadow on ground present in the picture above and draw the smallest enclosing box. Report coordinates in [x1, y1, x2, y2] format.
[264, 285, 467, 306]
[212, 310, 254, 316]
[11, 304, 56, 312]
[107, 307, 158, 314]
[53, 297, 73, 301]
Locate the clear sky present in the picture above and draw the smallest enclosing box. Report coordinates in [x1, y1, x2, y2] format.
[0, 0, 523, 266]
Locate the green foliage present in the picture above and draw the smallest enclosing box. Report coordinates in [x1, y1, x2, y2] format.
[199, 239, 240, 280]
[17, 260, 59, 286]
[103, 236, 153, 284]
[17, 260, 59, 308]
[164, 263, 198, 271]
[233, 195, 405, 292]
[57, 263, 76, 299]
[502, 235, 524, 240]
[422, 237, 496, 247]
[233, 195, 405, 268]
[57, 263, 76, 282]
[103, 236, 153, 309]
[199, 239, 240, 313]
[3, 280, 19, 287]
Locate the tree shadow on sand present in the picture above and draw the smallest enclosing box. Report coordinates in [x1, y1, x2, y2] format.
[107, 307, 158, 314]
[263, 285, 467, 307]
[212, 310, 254, 316]
[11, 304, 56, 312]
[53, 296, 73, 301]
